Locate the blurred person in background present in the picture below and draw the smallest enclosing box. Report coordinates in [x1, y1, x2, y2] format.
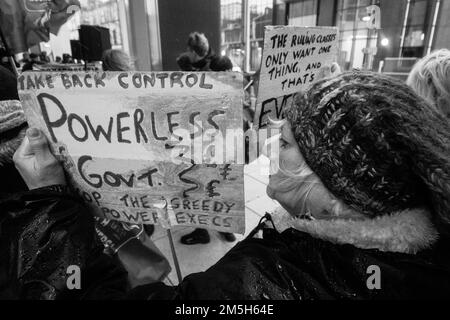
[209, 55, 233, 72]
[102, 49, 133, 72]
[408, 49, 450, 118]
[62, 53, 73, 64]
[176, 53, 195, 72]
[21, 52, 30, 64]
[22, 53, 43, 72]
[176, 32, 216, 72]
[39, 51, 50, 64]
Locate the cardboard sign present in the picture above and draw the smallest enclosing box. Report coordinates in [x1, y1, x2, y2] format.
[19, 71, 245, 234]
[254, 26, 339, 128]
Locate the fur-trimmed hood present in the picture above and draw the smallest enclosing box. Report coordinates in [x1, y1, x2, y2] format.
[271, 206, 439, 254]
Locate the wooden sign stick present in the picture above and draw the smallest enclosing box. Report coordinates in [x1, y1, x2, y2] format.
[153, 198, 183, 284]
[167, 229, 183, 284]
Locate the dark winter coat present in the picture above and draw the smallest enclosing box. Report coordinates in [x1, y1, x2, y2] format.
[1, 191, 450, 300]
[176, 49, 216, 72]
[0, 187, 128, 299]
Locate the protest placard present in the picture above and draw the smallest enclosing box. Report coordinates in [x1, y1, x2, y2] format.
[254, 26, 339, 128]
[19, 71, 245, 234]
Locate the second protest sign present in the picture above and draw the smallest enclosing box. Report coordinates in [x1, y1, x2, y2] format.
[254, 26, 339, 128]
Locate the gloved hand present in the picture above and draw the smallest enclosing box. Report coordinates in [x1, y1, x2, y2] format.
[13, 128, 66, 190]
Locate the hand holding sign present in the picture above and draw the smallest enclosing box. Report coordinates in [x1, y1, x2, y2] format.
[14, 128, 66, 190]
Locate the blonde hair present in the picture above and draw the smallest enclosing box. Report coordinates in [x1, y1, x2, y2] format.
[268, 118, 316, 193]
[407, 49, 450, 118]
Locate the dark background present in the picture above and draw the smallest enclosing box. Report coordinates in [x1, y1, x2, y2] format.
[158, 0, 221, 70]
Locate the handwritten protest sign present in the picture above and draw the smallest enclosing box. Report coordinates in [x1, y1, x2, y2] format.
[254, 26, 338, 128]
[19, 71, 245, 234]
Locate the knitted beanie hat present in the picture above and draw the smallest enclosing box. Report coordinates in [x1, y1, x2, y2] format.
[286, 71, 450, 231]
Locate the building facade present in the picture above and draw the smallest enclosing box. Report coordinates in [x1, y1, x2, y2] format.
[39, 0, 450, 73]
[47, 0, 130, 62]
[272, 0, 450, 74]
[220, 0, 450, 73]
[221, 0, 274, 71]
[77, 0, 124, 49]
[47, 0, 221, 71]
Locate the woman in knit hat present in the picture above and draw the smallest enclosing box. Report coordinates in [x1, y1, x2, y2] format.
[407, 49, 450, 118]
[270, 71, 450, 247]
[6, 71, 450, 299]
[202, 71, 449, 299]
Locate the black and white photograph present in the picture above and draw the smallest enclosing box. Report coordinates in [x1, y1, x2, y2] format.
[0, 0, 450, 311]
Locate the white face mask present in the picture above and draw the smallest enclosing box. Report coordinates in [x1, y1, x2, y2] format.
[266, 122, 363, 221]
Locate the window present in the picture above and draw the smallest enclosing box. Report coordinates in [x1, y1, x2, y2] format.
[288, 0, 318, 27]
[249, 0, 273, 70]
[402, 0, 435, 57]
[221, 0, 244, 69]
[336, 0, 379, 70]
[71, 0, 123, 48]
[220, 0, 273, 71]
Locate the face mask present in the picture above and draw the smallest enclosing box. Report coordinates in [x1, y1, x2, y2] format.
[264, 127, 359, 220]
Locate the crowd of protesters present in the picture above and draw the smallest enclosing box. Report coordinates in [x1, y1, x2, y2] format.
[0, 32, 449, 299]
